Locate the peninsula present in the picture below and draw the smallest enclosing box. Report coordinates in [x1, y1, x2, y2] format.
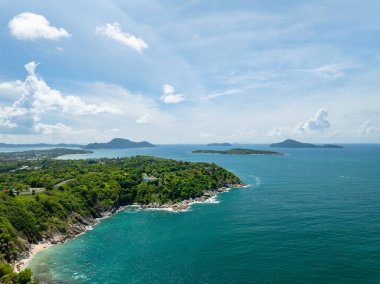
[0, 153, 243, 278]
[83, 138, 155, 149]
[270, 139, 343, 148]
[193, 148, 283, 155]
[0, 148, 92, 161]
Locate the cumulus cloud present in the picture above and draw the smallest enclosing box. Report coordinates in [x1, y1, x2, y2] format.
[160, 84, 185, 104]
[267, 126, 292, 137]
[0, 62, 118, 134]
[231, 128, 257, 139]
[0, 81, 25, 100]
[136, 113, 152, 124]
[295, 108, 331, 133]
[95, 22, 148, 53]
[358, 120, 379, 136]
[200, 131, 215, 138]
[8, 12, 71, 40]
[268, 109, 332, 138]
[34, 122, 72, 135]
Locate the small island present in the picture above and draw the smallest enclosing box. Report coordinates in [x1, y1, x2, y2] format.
[83, 138, 155, 149]
[193, 148, 283, 155]
[270, 139, 343, 148]
[207, 143, 232, 146]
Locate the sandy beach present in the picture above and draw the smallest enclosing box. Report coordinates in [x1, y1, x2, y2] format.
[14, 242, 53, 273]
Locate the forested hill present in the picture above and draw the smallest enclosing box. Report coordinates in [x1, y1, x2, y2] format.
[83, 138, 155, 149]
[0, 156, 241, 271]
[270, 139, 343, 148]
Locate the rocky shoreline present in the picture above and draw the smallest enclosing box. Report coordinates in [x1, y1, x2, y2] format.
[13, 182, 246, 272]
[140, 183, 247, 211]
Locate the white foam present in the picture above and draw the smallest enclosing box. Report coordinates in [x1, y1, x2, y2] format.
[204, 195, 220, 204]
[145, 207, 175, 212]
[248, 175, 261, 187]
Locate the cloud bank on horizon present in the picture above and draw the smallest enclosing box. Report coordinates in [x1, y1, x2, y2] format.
[0, 1, 379, 143]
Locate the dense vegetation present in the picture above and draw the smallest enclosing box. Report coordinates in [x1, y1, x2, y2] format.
[193, 148, 283, 155]
[0, 262, 35, 283]
[0, 155, 241, 269]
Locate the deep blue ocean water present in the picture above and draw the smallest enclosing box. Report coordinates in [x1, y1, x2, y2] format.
[15, 144, 380, 283]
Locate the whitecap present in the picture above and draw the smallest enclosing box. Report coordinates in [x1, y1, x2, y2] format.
[248, 175, 261, 187]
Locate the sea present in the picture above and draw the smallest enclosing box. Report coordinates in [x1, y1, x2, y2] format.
[4, 144, 380, 283]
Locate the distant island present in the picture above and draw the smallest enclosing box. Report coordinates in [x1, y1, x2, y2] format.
[207, 143, 232, 146]
[270, 139, 343, 148]
[83, 138, 155, 149]
[193, 148, 283, 155]
[0, 142, 82, 148]
[0, 138, 156, 150]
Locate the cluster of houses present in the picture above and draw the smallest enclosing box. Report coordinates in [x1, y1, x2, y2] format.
[143, 174, 157, 183]
[9, 165, 41, 173]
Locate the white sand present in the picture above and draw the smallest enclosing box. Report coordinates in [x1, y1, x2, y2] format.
[13, 242, 52, 272]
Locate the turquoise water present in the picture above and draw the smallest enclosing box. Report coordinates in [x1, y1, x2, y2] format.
[27, 144, 380, 283]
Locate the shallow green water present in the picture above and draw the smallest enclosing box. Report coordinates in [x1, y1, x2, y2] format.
[28, 144, 380, 283]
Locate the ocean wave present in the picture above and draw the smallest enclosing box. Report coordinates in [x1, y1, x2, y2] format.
[249, 175, 261, 187]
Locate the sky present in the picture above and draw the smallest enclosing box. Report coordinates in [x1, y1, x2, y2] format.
[0, 0, 379, 144]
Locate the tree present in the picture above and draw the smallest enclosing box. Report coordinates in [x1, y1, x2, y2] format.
[18, 268, 32, 284]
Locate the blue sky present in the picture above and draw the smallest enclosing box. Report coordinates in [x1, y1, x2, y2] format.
[0, 0, 379, 143]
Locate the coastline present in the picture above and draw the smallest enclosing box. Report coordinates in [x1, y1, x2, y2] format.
[12, 183, 246, 272]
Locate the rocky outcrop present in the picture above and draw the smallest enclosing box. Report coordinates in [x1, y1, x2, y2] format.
[140, 183, 246, 212]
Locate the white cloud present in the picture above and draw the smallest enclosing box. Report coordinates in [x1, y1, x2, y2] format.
[231, 128, 257, 139]
[160, 84, 185, 104]
[268, 109, 332, 138]
[358, 120, 379, 136]
[95, 22, 148, 53]
[0, 81, 24, 92]
[199, 128, 256, 141]
[200, 131, 215, 138]
[295, 63, 354, 79]
[0, 62, 119, 134]
[0, 80, 25, 100]
[160, 93, 185, 104]
[202, 89, 241, 100]
[267, 126, 293, 137]
[17, 62, 119, 116]
[136, 113, 152, 124]
[295, 108, 331, 133]
[163, 84, 175, 94]
[34, 122, 72, 135]
[8, 12, 71, 40]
